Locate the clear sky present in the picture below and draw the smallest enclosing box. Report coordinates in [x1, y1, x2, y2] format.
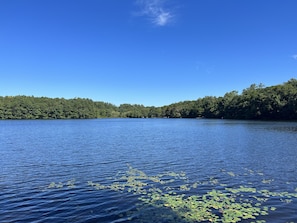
[1, 0, 297, 106]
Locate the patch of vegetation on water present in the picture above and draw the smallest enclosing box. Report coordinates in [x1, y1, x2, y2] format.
[47, 179, 76, 189]
[46, 165, 297, 222]
[85, 165, 297, 223]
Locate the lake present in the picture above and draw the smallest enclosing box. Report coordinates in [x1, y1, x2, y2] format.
[1, 119, 297, 223]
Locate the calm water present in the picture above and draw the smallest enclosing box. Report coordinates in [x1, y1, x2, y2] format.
[0, 119, 297, 222]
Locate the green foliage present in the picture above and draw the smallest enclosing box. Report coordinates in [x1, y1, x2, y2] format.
[159, 78, 297, 120]
[0, 96, 116, 119]
[1, 78, 297, 120]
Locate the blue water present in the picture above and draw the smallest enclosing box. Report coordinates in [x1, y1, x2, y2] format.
[0, 119, 297, 222]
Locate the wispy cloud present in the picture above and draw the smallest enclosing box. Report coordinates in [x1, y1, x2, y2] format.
[136, 0, 174, 26]
[292, 55, 297, 60]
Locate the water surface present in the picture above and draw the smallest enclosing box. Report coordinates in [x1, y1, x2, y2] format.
[1, 119, 297, 222]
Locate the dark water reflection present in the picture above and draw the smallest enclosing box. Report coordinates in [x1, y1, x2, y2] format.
[1, 119, 297, 222]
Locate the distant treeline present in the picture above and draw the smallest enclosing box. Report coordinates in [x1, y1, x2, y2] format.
[1, 78, 297, 120]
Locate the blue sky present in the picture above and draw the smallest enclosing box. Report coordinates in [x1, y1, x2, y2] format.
[0, 0, 296, 106]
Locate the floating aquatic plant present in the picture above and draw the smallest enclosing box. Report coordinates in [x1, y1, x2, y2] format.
[47, 165, 297, 222]
[48, 182, 63, 189]
[47, 179, 76, 189]
[85, 165, 297, 222]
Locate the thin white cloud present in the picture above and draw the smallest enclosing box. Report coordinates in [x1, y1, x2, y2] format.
[292, 55, 297, 60]
[136, 0, 174, 26]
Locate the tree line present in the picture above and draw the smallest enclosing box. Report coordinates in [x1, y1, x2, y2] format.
[0, 78, 296, 120]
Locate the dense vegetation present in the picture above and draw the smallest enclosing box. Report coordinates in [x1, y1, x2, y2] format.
[1, 79, 296, 120]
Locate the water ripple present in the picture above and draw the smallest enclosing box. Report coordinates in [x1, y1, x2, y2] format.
[1, 119, 297, 222]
